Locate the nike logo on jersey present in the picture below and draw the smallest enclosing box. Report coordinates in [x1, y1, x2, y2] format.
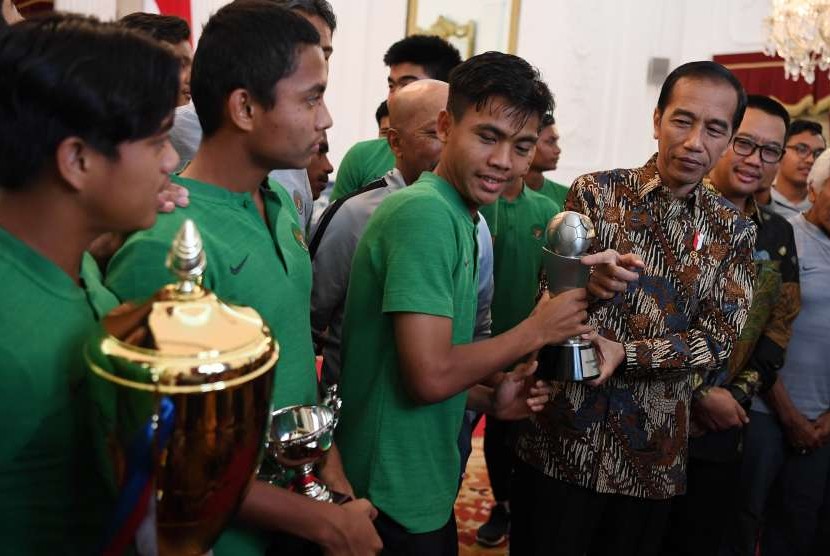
[230, 254, 249, 275]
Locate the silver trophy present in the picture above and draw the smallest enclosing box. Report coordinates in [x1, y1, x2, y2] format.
[264, 385, 342, 502]
[536, 211, 601, 382]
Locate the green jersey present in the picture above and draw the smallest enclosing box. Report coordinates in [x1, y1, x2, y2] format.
[329, 138, 395, 202]
[106, 176, 319, 555]
[0, 228, 119, 554]
[106, 175, 318, 411]
[537, 177, 569, 210]
[336, 172, 479, 533]
[480, 186, 559, 336]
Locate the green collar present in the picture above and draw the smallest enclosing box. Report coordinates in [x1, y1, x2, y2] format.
[172, 174, 280, 203]
[421, 172, 478, 224]
[0, 226, 85, 301]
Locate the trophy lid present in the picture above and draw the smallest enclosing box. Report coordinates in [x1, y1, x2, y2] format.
[87, 219, 278, 393]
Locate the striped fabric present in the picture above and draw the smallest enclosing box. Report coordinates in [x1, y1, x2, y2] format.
[515, 155, 756, 499]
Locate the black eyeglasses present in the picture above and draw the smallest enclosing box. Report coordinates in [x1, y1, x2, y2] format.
[732, 137, 784, 163]
[785, 143, 826, 160]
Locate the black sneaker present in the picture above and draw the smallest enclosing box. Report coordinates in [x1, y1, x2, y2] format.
[476, 502, 510, 547]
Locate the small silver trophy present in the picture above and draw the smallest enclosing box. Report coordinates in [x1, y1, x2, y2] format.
[265, 385, 342, 503]
[536, 211, 601, 382]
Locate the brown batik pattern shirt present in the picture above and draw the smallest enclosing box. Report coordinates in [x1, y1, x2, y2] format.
[514, 155, 756, 499]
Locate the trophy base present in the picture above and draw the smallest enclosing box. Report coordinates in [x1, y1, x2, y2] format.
[537, 340, 600, 382]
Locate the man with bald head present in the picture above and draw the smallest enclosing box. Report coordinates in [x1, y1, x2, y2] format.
[309, 79, 494, 385]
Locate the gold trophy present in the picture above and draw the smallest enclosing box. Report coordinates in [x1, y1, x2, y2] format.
[86, 220, 278, 555]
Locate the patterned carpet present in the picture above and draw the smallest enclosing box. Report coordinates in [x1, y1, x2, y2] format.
[455, 437, 508, 556]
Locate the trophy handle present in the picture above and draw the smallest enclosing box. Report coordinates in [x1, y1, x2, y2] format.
[322, 384, 342, 428]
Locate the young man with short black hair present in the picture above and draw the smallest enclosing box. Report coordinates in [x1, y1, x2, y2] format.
[525, 112, 569, 210]
[168, 0, 337, 235]
[120, 12, 193, 106]
[307, 130, 333, 200]
[335, 52, 594, 554]
[329, 35, 462, 202]
[376, 99, 390, 137]
[0, 14, 180, 553]
[764, 119, 826, 218]
[105, 3, 381, 554]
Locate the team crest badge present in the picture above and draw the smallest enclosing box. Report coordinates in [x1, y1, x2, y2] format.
[293, 190, 304, 215]
[292, 224, 308, 251]
[531, 224, 544, 240]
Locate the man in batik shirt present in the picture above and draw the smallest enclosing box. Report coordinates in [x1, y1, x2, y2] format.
[510, 61, 756, 556]
[662, 95, 800, 555]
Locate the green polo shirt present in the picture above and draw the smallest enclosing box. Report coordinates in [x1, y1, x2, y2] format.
[330, 137, 395, 202]
[0, 229, 119, 554]
[537, 177, 569, 210]
[106, 175, 317, 411]
[106, 176, 318, 555]
[480, 186, 559, 337]
[335, 172, 478, 533]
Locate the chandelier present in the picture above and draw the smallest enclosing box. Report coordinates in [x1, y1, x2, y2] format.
[765, 0, 830, 84]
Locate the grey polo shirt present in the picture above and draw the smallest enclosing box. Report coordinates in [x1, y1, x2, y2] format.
[310, 168, 494, 383]
[768, 186, 812, 220]
[754, 214, 830, 420]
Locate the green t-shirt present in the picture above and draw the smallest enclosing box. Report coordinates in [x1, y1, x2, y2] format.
[106, 176, 318, 555]
[336, 172, 479, 533]
[0, 229, 119, 554]
[537, 177, 569, 210]
[106, 175, 318, 411]
[480, 186, 559, 337]
[329, 137, 395, 202]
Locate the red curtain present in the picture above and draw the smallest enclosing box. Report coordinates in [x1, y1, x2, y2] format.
[155, 0, 191, 33]
[13, 0, 53, 17]
[714, 52, 830, 116]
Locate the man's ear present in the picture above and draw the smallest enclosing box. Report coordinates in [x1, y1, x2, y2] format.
[437, 109, 451, 143]
[652, 107, 661, 141]
[387, 128, 403, 159]
[227, 89, 256, 132]
[55, 136, 97, 193]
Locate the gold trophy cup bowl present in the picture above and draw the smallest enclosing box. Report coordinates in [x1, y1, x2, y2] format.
[86, 220, 278, 555]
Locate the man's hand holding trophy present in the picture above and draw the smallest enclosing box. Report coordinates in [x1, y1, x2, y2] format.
[534, 211, 642, 386]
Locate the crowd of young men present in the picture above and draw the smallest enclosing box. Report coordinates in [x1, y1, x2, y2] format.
[2, 1, 829, 555]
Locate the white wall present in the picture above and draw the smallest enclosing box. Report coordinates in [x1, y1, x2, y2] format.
[55, 0, 774, 183]
[516, 0, 771, 185]
[325, 0, 408, 168]
[55, 0, 116, 19]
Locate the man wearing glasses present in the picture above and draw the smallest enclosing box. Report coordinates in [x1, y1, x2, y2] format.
[761, 119, 825, 218]
[663, 95, 802, 555]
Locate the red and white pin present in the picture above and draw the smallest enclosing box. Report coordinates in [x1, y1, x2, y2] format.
[692, 230, 704, 251]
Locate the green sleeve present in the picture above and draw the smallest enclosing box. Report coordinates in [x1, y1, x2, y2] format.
[105, 233, 176, 303]
[380, 198, 457, 318]
[542, 195, 559, 222]
[552, 182, 569, 209]
[330, 145, 363, 202]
